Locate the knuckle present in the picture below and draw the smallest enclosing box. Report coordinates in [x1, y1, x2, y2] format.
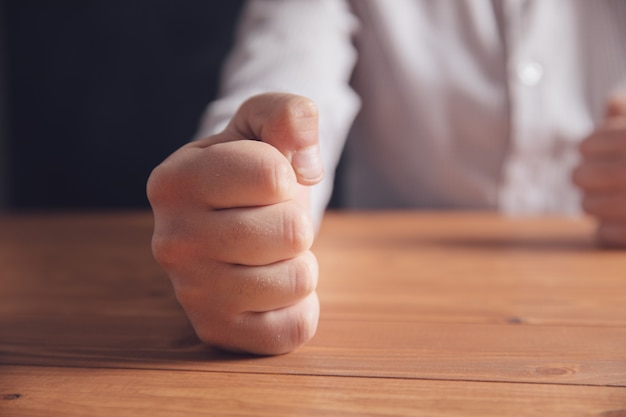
[282, 95, 319, 121]
[281, 206, 314, 253]
[150, 220, 200, 270]
[267, 95, 319, 135]
[146, 165, 171, 205]
[288, 295, 320, 350]
[262, 301, 319, 355]
[147, 157, 193, 207]
[290, 251, 319, 298]
[256, 148, 295, 198]
[197, 293, 320, 355]
[151, 232, 185, 270]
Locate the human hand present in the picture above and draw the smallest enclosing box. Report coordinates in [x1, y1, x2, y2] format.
[573, 95, 626, 247]
[147, 93, 324, 354]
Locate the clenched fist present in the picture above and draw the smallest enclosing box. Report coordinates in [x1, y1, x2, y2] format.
[574, 95, 626, 247]
[147, 93, 324, 355]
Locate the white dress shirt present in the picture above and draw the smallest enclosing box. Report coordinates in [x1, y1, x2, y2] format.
[196, 0, 626, 225]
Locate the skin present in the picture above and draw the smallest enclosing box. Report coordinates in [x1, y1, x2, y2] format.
[148, 92, 626, 355]
[147, 93, 323, 355]
[573, 95, 626, 247]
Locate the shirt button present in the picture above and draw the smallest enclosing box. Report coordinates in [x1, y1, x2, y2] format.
[516, 61, 544, 86]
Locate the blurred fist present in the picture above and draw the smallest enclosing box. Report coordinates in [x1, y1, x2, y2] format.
[573, 95, 626, 247]
[147, 94, 324, 354]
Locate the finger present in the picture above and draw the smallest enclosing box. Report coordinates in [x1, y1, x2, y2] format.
[193, 140, 297, 209]
[173, 251, 318, 315]
[148, 140, 297, 209]
[207, 203, 314, 265]
[150, 202, 313, 270]
[204, 93, 324, 186]
[199, 202, 313, 266]
[572, 161, 626, 192]
[582, 192, 626, 220]
[605, 94, 626, 119]
[226, 251, 319, 313]
[195, 292, 320, 355]
[579, 127, 626, 159]
[597, 221, 626, 247]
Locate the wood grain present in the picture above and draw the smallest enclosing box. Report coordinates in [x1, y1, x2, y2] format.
[2, 315, 626, 386]
[2, 365, 626, 417]
[1, 211, 625, 415]
[315, 212, 626, 326]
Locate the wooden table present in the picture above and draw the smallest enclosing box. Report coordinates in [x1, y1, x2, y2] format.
[1, 211, 625, 416]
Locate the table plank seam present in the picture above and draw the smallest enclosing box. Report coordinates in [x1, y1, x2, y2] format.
[2, 363, 624, 389]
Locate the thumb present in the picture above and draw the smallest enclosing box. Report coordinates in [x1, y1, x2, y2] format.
[605, 94, 626, 120]
[218, 93, 324, 186]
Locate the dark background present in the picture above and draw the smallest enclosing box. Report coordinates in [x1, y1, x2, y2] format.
[1, 0, 245, 210]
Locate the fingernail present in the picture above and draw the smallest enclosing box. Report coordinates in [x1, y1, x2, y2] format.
[292, 145, 323, 184]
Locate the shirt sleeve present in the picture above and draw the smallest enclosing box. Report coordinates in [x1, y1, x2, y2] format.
[195, 0, 362, 227]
